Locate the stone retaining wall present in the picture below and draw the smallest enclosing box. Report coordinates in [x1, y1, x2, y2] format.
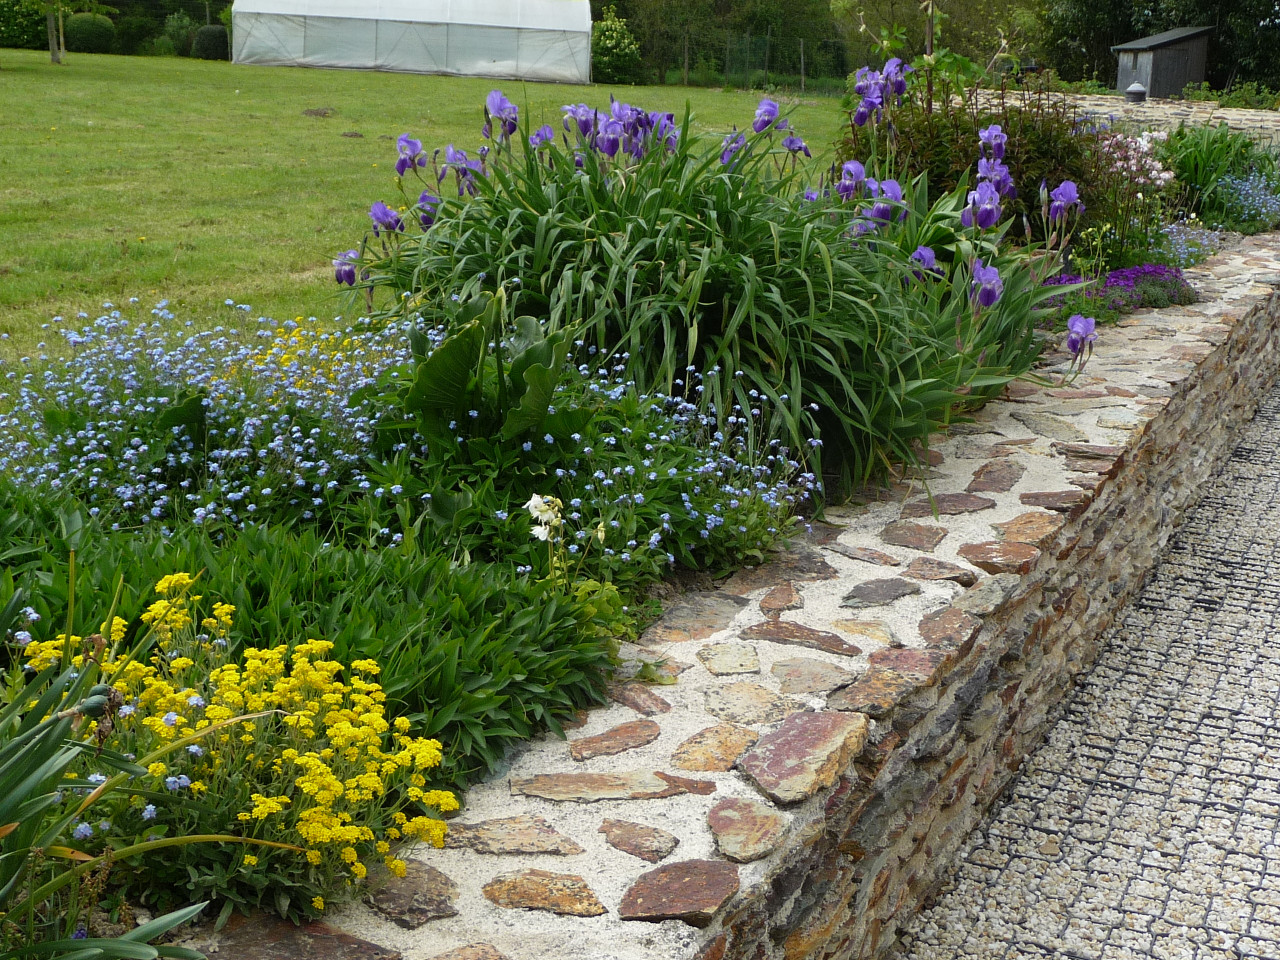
[968, 90, 1280, 143]
[704, 265, 1280, 960]
[257, 239, 1280, 960]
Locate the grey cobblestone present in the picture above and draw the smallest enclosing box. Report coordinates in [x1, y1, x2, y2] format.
[893, 382, 1280, 960]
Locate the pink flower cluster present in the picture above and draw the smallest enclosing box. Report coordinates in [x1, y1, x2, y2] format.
[1097, 131, 1175, 189]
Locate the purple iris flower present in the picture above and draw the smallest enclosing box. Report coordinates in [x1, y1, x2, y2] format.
[1049, 180, 1084, 222]
[782, 134, 811, 157]
[597, 118, 624, 158]
[395, 134, 427, 176]
[439, 145, 482, 196]
[852, 88, 883, 128]
[611, 98, 648, 137]
[753, 98, 780, 133]
[977, 157, 1017, 198]
[972, 259, 1003, 307]
[836, 159, 866, 201]
[866, 178, 904, 223]
[417, 192, 440, 229]
[883, 57, 911, 96]
[332, 252, 358, 285]
[852, 66, 881, 96]
[369, 201, 403, 236]
[911, 245, 943, 281]
[961, 181, 1002, 229]
[979, 124, 1007, 160]
[721, 129, 746, 166]
[911, 245, 938, 272]
[484, 90, 519, 139]
[650, 112, 679, 151]
[803, 188, 820, 202]
[1066, 314, 1098, 355]
[529, 125, 555, 149]
[562, 103, 595, 137]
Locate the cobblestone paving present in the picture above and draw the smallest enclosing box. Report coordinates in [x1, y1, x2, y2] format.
[893, 384, 1280, 960]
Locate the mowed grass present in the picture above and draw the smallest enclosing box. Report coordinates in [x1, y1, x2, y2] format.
[0, 48, 846, 353]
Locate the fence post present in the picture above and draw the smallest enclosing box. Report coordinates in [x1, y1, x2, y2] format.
[683, 29, 689, 86]
[764, 25, 771, 85]
[800, 38, 805, 92]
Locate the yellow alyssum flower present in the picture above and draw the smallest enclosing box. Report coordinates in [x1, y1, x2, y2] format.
[154, 573, 196, 597]
[311, 897, 325, 911]
[242, 855, 258, 867]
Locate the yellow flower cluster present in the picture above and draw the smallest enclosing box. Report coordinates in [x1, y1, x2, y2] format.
[87, 577, 457, 907]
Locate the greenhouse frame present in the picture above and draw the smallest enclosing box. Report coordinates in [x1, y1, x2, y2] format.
[232, 0, 592, 83]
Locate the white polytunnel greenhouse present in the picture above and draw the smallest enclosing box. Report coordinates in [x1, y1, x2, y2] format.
[231, 0, 592, 83]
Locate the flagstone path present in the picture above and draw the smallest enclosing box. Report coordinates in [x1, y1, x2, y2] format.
[892, 382, 1280, 960]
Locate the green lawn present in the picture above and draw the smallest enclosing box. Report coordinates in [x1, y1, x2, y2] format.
[0, 49, 846, 353]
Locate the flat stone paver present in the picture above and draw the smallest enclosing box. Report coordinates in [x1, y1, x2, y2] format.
[893, 383, 1280, 960]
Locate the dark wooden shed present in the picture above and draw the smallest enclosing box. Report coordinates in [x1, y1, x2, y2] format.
[1111, 26, 1213, 99]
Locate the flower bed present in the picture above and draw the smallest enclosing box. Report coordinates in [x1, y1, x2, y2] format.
[0, 70, 1185, 956]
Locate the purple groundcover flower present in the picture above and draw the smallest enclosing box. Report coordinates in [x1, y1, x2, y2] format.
[484, 89, 519, 139]
[369, 201, 403, 236]
[972, 259, 1003, 307]
[395, 134, 427, 176]
[782, 134, 810, 157]
[529, 124, 555, 149]
[1049, 180, 1083, 222]
[979, 124, 1007, 161]
[333, 250, 359, 286]
[417, 192, 440, 229]
[753, 98, 780, 133]
[1066, 314, 1098, 355]
[962, 181, 1002, 230]
[721, 129, 746, 166]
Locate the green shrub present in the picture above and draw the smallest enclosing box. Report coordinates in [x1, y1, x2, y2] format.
[0, 0, 44, 50]
[163, 10, 198, 56]
[192, 23, 228, 60]
[1160, 122, 1280, 223]
[591, 5, 641, 84]
[1182, 80, 1278, 110]
[0, 497, 618, 790]
[113, 14, 160, 56]
[840, 79, 1104, 235]
[351, 92, 1062, 488]
[64, 12, 116, 54]
[148, 34, 177, 56]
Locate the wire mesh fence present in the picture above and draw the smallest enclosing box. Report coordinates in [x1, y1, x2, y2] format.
[637, 27, 872, 96]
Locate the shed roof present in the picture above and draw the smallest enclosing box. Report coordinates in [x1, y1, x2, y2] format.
[1111, 26, 1213, 53]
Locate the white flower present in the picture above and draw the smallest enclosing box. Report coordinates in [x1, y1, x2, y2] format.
[524, 493, 560, 524]
[531, 523, 554, 541]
